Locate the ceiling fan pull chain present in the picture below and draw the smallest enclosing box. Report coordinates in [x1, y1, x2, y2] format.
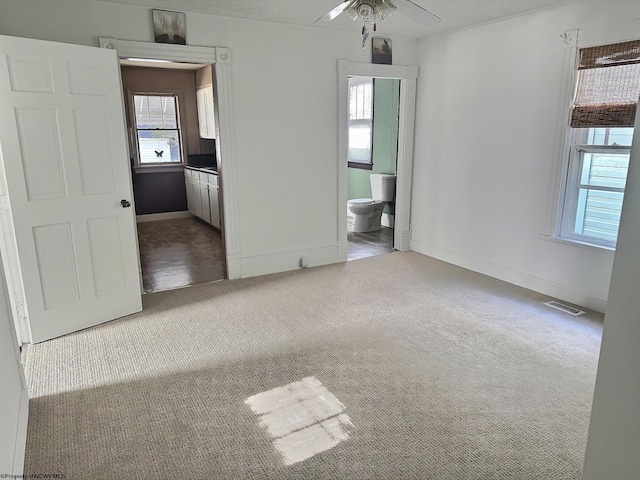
[361, 23, 369, 50]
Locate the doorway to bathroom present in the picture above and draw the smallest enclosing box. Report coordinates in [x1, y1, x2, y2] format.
[337, 60, 419, 262]
[347, 76, 400, 261]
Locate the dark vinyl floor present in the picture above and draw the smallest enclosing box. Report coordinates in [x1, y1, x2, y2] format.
[137, 217, 225, 293]
[347, 226, 395, 261]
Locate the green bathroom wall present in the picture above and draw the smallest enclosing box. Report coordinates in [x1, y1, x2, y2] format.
[347, 78, 400, 200]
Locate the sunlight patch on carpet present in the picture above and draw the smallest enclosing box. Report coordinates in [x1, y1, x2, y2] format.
[245, 376, 353, 465]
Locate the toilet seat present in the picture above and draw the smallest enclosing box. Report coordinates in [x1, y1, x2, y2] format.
[348, 198, 375, 206]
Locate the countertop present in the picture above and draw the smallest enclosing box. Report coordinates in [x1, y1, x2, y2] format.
[185, 165, 218, 175]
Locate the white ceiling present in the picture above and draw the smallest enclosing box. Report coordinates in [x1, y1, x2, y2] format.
[96, 0, 579, 38]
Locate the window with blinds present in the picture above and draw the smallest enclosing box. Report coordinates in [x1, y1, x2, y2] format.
[558, 40, 639, 249]
[133, 94, 183, 165]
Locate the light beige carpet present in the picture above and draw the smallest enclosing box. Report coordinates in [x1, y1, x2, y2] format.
[23, 252, 603, 479]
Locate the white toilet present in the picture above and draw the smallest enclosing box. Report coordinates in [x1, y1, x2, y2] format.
[348, 173, 396, 233]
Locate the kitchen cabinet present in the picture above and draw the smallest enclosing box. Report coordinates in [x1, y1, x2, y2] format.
[185, 168, 220, 229]
[185, 169, 198, 216]
[199, 174, 211, 223]
[196, 85, 216, 139]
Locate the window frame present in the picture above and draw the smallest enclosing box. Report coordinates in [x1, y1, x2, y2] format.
[347, 76, 374, 170]
[560, 134, 631, 249]
[555, 38, 639, 250]
[127, 90, 186, 172]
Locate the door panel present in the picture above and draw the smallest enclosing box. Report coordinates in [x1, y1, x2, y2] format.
[33, 222, 79, 308]
[0, 35, 142, 343]
[74, 111, 116, 195]
[6, 54, 53, 93]
[15, 109, 67, 200]
[87, 216, 126, 296]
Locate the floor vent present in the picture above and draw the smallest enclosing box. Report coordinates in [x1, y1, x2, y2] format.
[544, 300, 585, 316]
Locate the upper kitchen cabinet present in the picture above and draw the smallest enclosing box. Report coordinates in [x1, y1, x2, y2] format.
[196, 86, 216, 139]
[196, 65, 216, 139]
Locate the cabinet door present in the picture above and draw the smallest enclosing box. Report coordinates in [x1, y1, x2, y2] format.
[193, 175, 203, 219]
[199, 178, 211, 224]
[196, 89, 208, 138]
[204, 87, 216, 139]
[185, 170, 193, 215]
[196, 86, 215, 139]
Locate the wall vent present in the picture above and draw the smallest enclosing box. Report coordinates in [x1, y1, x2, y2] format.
[544, 300, 585, 316]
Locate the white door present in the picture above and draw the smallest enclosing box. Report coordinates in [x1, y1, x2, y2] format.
[0, 35, 142, 343]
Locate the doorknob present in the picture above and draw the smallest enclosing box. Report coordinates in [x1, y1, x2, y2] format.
[121, 199, 131, 208]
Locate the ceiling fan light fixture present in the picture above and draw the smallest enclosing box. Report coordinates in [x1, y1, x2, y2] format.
[346, 0, 397, 25]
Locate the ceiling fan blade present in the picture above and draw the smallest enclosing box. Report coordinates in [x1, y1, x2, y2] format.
[392, 0, 441, 27]
[313, 1, 353, 24]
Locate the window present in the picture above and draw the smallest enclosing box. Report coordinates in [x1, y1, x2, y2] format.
[348, 76, 373, 169]
[558, 40, 640, 248]
[132, 94, 183, 166]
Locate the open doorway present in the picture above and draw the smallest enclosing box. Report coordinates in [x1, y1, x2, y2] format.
[346, 76, 400, 261]
[119, 60, 226, 293]
[337, 60, 419, 262]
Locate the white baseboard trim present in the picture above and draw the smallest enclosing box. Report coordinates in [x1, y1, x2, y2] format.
[11, 387, 28, 475]
[410, 239, 607, 313]
[227, 243, 344, 279]
[136, 211, 191, 223]
[397, 229, 411, 252]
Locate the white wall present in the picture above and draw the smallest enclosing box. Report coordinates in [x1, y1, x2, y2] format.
[0, 0, 419, 277]
[411, 0, 640, 312]
[0, 255, 28, 475]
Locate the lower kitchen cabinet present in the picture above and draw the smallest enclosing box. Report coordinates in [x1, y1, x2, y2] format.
[185, 168, 220, 229]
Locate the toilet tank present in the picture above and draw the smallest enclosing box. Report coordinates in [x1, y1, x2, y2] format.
[370, 174, 396, 202]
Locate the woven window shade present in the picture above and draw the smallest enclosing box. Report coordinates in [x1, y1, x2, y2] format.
[571, 40, 640, 128]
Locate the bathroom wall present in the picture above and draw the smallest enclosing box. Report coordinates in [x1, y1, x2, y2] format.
[348, 78, 400, 200]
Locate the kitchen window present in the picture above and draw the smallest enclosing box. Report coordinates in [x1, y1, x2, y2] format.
[557, 40, 640, 248]
[132, 94, 183, 166]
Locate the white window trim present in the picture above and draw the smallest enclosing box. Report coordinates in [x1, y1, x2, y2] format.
[559, 142, 630, 249]
[347, 76, 374, 168]
[127, 89, 186, 173]
[546, 29, 639, 251]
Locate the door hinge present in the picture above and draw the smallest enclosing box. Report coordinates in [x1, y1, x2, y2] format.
[15, 293, 30, 345]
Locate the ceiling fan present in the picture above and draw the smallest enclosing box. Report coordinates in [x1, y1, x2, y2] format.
[314, 0, 440, 44]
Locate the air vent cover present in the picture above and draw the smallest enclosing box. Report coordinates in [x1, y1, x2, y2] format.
[544, 300, 585, 316]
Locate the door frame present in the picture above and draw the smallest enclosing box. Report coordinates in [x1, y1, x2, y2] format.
[100, 38, 241, 279]
[337, 60, 418, 257]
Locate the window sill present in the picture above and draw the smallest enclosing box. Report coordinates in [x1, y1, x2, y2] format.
[134, 164, 185, 174]
[348, 162, 373, 170]
[539, 234, 616, 254]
